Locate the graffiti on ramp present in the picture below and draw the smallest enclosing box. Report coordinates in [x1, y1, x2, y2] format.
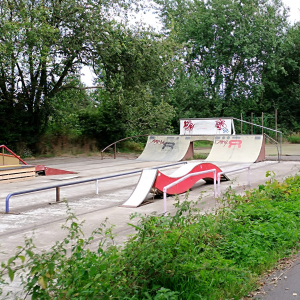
[137, 135, 192, 162]
[205, 135, 265, 163]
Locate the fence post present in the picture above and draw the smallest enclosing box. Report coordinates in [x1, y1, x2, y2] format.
[241, 113, 243, 134]
[275, 108, 278, 141]
[261, 112, 264, 135]
[251, 112, 253, 134]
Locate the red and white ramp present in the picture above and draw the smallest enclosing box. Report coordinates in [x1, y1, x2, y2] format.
[205, 135, 265, 163]
[121, 162, 229, 208]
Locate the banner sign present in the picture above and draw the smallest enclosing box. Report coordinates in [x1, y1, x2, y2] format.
[180, 118, 234, 135]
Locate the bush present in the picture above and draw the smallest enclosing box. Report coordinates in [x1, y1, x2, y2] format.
[1, 172, 300, 299]
[287, 133, 300, 143]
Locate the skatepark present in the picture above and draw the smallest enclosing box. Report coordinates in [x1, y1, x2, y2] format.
[1, 118, 300, 297]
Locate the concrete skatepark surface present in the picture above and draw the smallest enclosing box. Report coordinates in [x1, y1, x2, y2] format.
[0, 154, 300, 298]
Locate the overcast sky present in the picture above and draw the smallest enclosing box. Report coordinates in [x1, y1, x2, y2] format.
[283, 0, 300, 24]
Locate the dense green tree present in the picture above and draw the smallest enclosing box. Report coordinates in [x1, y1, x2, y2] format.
[0, 0, 139, 149]
[155, 0, 289, 118]
[46, 77, 92, 137]
[261, 23, 300, 131]
[92, 26, 178, 137]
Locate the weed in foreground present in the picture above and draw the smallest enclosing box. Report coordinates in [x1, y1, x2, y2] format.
[1, 172, 300, 299]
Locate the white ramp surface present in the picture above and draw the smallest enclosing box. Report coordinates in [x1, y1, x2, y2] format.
[121, 169, 157, 207]
[137, 135, 191, 162]
[206, 135, 264, 163]
[169, 162, 202, 177]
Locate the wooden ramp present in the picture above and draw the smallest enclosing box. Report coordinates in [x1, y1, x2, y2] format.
[0, 153, 21, 165]
[0, 165, 36, 183]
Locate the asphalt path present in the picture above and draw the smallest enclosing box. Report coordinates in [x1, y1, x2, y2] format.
[253, 252, 300, 299]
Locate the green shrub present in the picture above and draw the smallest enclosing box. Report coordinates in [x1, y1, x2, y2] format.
[287, 133, 300, 143]
[1, 172, 300, 299]
[119, 140, 146, 153]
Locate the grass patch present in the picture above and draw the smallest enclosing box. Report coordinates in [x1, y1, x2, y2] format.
[287, 133, 300, 144]
[194, 140, 213, 148]
[118, 140, 144, 154]
[1, 172, 300, 299]
[193, 153, 208, 159]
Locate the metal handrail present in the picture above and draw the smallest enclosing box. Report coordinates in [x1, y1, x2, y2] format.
[162, 169, 217, 215]
[4, 162, 186, 213]
[232, 117, 282, 160]
[264, 133, 280, 162]
[162, 166, 252, 214]
[217, 167, 251, 197]
[101, 135, 149, 160]
[0, 145, 27, 166]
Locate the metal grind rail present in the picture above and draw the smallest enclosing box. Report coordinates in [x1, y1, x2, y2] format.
[5, 162, 187, 214]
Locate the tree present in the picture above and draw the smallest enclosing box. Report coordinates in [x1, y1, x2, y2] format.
[0, 0, 139, 148]
[155, 0, 289, 118]
[46, 77, 92, 137]
[92, 26, 178, 137]
[261, 23, 300, 131]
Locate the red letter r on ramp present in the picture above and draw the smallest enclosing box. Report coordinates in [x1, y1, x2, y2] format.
[228, 140, 242, 148]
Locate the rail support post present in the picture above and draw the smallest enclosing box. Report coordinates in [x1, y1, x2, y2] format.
[95, 180, 99, 195]
[217, 167, 251, 197]
[247, 167, 251, 187]
[56, 187, 60, 203]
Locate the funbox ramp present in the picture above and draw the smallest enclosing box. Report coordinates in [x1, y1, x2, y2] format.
[137, 135, 192, 162]
[121, 162, 229, 208]
[205, 135, 265, 163]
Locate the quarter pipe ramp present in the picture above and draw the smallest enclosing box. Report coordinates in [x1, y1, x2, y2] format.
[137, 135, 192, 162]
[205, 135, 265, 163]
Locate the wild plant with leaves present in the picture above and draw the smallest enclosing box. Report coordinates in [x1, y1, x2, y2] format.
[1, 172, 300, 299]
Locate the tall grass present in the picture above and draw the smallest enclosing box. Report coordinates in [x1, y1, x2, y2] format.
[1, 172, 300, 299]
[287, 133, 300, 144]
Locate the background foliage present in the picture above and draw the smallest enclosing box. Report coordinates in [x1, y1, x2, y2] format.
[1, 0, 300, 153]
